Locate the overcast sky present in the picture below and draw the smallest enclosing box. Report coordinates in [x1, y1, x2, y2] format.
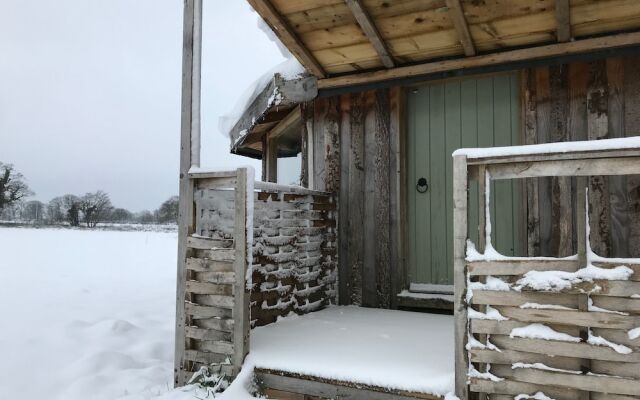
[0, 0, 285, 211]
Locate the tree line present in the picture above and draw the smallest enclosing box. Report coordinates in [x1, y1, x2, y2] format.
[0, 162, 178, 227]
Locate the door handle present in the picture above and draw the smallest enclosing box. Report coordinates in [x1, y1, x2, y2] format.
[417, 177, 429, 193]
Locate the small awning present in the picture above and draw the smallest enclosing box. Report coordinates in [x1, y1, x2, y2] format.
[229, 73, 317, 159]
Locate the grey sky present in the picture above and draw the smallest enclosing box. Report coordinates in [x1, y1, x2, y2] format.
[0, 0, 283, 211]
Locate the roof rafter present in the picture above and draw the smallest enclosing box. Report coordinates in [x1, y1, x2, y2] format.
[344, 0, 395, 68]
[556, 0, 571, 42]
[445, 0, 476, 56]
[247, 0, 326, 78]
[317, 31, 640, 90]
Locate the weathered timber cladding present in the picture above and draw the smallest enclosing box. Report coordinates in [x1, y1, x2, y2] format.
[307, 89, 401, 308]
[523, 56, 640, 258]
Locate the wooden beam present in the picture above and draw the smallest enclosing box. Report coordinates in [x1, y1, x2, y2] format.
[486, 156, 640, 180]
[269, 107, 301, 140]
[317, 31, 640, 90]
[344, 0, 395, 68]
[556, 0, 571, 42]
[264, 135, 278, 183]
[247, 0, 325, 78]
[445, 0, 475, 56]
[175, 0, 202, 387]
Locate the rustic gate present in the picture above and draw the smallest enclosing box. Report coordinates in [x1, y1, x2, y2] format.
[453, 140, 640, 399]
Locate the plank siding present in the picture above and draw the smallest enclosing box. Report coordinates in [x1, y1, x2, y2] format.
[307, 55, 640, 306]
[347, 92, 365, 305]
[311, 88, 400, 307]
[524, 57, 640, 258]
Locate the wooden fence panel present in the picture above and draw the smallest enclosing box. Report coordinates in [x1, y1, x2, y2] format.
[175, 168, 337, 385]
[458, 146, 640, 400]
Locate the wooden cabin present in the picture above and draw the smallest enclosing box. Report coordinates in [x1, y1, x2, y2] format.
[174, 1, 640, 399]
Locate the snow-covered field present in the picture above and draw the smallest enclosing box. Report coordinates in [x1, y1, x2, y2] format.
[0, 227, 457, 400]
[0, 227, 179, 400]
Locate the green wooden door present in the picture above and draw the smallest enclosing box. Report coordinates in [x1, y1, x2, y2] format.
[407, 74, 521, 285]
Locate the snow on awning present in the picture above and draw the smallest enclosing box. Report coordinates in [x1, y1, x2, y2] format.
[219, 59, 318, 159]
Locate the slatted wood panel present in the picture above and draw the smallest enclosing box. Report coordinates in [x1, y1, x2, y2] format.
[176, 169, 249, 385]
[457, 148, 640, 399]
[408, 74, 521, 285]
[265, 0, 640, 74]
[178, 169, 338, 385]
[523, 57, 640, 258]
[468, 256, 640, 398]
[251, 191, 337, 326]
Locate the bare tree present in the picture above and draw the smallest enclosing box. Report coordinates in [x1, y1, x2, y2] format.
[22, 200, 46, 223]
[62, 195, 81, 226]
[157, 196, 178, 224]
[80, 191, 113, 228]
[136, 210, 156, 224]
[110, 208, 133, 223]
[0, 162, 33, 211]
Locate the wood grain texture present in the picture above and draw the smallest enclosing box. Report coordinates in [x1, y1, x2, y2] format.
[247, 0, 325, 77]
[363, 90, 378, 307]
[318, 32, 640, 88]
[348, 92, 365, 305]
[344, 0, 395, 68]
[445, 0, 475, 56]
[555, 0, 571, 42]
[174, 0, 201, 386]
[338, 94, 351, 305]
[452, 154, 469, 400]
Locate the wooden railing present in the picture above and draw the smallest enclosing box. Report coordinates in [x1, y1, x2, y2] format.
[453, 141, 640, 400]
[174, 167, 337, 386]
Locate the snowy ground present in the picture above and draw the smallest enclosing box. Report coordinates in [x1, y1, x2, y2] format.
[0, 227, 455, 399]
[0, 227, 179, 400]
[249, 307, 455, 396]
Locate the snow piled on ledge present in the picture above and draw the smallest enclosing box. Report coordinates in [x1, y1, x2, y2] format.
[452, 136, 640, 158]
[218, 57, 305, 139]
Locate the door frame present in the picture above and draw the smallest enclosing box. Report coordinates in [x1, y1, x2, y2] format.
[397, 70, 527, 300]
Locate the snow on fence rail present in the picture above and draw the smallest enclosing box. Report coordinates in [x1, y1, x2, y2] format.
[174, 167, 337, 386]
[453, 137, 640, 400]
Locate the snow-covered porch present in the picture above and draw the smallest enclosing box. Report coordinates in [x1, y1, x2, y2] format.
[250, 307, 454, 399]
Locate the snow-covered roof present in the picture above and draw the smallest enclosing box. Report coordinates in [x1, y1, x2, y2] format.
[219, 58, 317, 158]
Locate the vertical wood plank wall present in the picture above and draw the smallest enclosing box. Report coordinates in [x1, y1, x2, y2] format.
[307, 55, 640, 308]
[308, 89, 403, 308]
[523, 56, 640, 257]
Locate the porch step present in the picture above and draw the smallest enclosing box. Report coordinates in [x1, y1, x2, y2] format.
[397, 284, 454, 311]
[256, 368, 440, 400]
[408, 283, 453, 295]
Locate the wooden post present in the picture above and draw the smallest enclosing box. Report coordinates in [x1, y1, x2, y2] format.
[264, 135, 278, 183]
[233, 168, 252, 375]
[174, 0, 202, 387]
[575, 176, 591, 400]
[476, 164, 488, 399]
[453, 154, 469, 400]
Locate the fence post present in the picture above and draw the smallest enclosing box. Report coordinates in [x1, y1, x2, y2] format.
[233, 167, 252, 375]
[453, 154, 469, 400]
[174, 0, 202, 387]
